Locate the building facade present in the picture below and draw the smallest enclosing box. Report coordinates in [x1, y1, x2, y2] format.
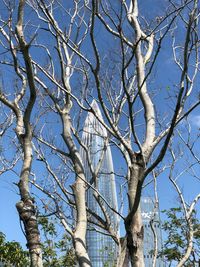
[141, 197, 165, 267]
[80, 100, 118, 266]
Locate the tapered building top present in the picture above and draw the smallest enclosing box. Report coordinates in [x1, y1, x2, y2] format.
[80, 100, 118, 266]
[82, 100, 107, 138]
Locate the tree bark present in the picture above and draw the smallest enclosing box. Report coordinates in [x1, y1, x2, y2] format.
[125, 159, 145, 267]
[14, 1, 43, 265]
[72, 175, 92, 267]
[125, 206, 144, 267]
[16, 200, 43, 267]
[62, 111, 91, 266]
[117, 238, 130, 267]
[176, 225, 194, 266]
[16, 134, 43, 267]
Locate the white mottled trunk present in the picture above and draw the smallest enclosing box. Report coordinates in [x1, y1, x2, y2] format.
[16, 135, 43, 267]
[62, 112, 91, 266]
[125, 206, 145, 267]
[72, 178, 91, 267]
[116, 239, 130, 267]
[125, 161, 145, 267]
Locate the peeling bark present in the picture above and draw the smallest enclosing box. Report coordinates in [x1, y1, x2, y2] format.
[16, 133, 43, 267]
[16, 200, 42, 267]
[124, 158, 145, 266]
[125, 207, 144, 267]
[117, 238, 129, 267]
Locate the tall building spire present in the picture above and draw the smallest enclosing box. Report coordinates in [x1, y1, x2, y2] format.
[80, 101, 118, 266]
[83, 100, 107, 138]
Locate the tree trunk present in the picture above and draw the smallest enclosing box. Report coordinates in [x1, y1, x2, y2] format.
[73, 235, 91, 267]
[16, 200, 43, 267]
[117, 238, 130, 267]
[62, 112, 91, 266]
[177, 225, 194, 267]
[72, 177, 92, 267]
[125, 206, 144, 267]
[14, 1, 43, 264]
[16, 135, 43, 267]
[125, 160, 145, 267]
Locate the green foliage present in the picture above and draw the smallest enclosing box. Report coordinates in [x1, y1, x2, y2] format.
[0, 232, 29, 266]
[0, 217, 76, 266]
[38, 217, 76, 267]
[161, 207, 200, 266]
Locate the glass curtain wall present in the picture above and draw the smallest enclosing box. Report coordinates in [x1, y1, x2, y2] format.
[80, 100, 118, 267]
[141, 197, 165, 267]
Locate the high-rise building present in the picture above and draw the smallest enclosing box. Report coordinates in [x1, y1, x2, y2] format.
[141, 197, 165, 267]
[80, 100, 118, 266]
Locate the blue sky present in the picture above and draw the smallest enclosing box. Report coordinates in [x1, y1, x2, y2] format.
[0, 174, 26, 246]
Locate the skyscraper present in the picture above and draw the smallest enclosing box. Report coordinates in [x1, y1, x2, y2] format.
[80, 100, 118, 266]
[141, 197, 165, 267]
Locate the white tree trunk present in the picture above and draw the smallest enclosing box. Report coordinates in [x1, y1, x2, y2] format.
[16, 134, 43, 267]
[62, 112, 92, 266]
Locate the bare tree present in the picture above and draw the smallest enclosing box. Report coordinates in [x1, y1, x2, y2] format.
[0, 0, 200, 266]
[0, 1, 43, 266]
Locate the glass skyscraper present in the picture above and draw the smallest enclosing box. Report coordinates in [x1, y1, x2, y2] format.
[141, 197, 165, 267]
[80, 100, 118, 266]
